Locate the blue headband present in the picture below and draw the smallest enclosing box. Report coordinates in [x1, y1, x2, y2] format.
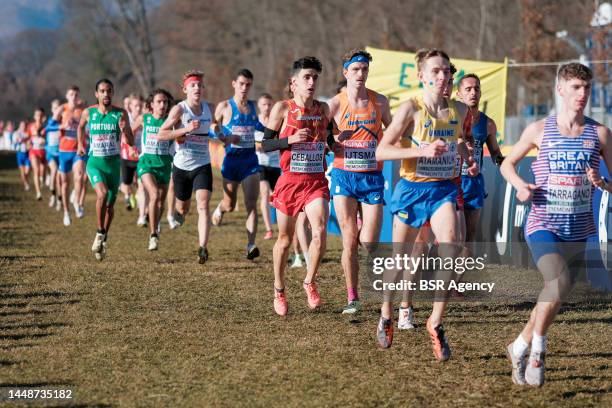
[343, 55, 370, 70]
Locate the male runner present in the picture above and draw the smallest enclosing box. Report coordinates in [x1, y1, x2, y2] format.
[211, 69, 263, 260]
[78, 78, 135, 260]
[14, 121, 31, 191]
[134, 89, 174, 250]
[501, 63, 611, 386]
[120, 94, 143, 213]
[456, 74, 503, 243]
[28, 107, 47, 201]
[262, 56, 330, 316]
[327, 49, 392, 314]
[58, 85, 85, 224]
[375, 49, 478, 360]
[158, 70, 219, 264]
[46, 99, 62, 212]
[254, 93, 280, 240]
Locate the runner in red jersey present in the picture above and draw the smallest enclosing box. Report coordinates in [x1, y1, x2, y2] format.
[28, 107, 47, 201]
[262, 56, 331, 316]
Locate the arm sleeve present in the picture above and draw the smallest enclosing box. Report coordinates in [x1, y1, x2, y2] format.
[261, 127, 289, 152]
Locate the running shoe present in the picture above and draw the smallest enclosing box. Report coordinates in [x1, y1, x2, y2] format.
[76, 205, 84, 219]
[63, 211, 71, 227]
[342, 300, 362, 315]
[376, 316, 393, 348]
[426, 319, 451, 361]
[211, 204, 223, 226]
[173, 211, 185, 227]
[198, 246, 209, 264]
[36, 192, 42, 201]
[525, 351, 546, 387]
[91, 232, 105, 253]
[506, 343, 527, 386]
[24, 183, 30, 191]
[398, 306, 415, 330]
[274, 290, 288, 316]
[48, 195, 56, 208]
[129, 194, 137, 210]
[137, 216, 148, 227]
[264, 230, 273, 240]
[55, 198, 62, 212]
[303, 281, 321, 309]
[167, 215, 180, 230]
[95, 241, 107, 261]
[246, 244, 260, 260]
[289, 254, 304, 268]
[148, 235, 159, 251]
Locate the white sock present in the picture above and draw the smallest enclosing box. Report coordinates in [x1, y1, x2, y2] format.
[512, 334, 530, 358]
[531, 331, 547, 354]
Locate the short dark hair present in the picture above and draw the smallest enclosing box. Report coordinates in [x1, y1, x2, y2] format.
[557, 63, 592, 82]
[415, 48, 450, 72]
[292, 56, 323, 76]
[450, 63, 457, 76]
[68, 85, 80, 92]
[95, 78, 114, 92]
[236, 68, 253, 80]
[341, 49, 373, 65]
[459, 73, 481, 88]
[259, 93, 273, 100]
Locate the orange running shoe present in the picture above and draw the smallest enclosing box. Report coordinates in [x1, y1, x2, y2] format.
[426, 318, 452, 361]
[376, 316, 394, 348]
[264, 230, 273, 240]
[274, 290, 288, 316]
[303, 281, 321, 309]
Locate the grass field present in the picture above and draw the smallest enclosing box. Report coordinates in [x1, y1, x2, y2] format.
[0, 152, 610, 407]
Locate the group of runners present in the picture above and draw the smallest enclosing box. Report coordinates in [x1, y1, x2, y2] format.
[7, 48, 611, 388]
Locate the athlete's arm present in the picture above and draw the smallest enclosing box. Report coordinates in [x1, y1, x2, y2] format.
[119, 108, 134, 147]
[262, 101, 298, 152]
[485, 118, 504, 165]
[76, 109, 90, 156]
[377, 93, 392, 128]
[587, 125, 612, 193]
[376, 100, 446, 161]
[157, 105, 195, 141]
[131, 114, 144, 135]
[500, 120, 543, 202]
[212, 100, 230, 145]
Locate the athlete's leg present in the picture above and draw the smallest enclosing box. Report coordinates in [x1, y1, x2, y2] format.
[137, 179, 148, 224]
[259, 179, 273, 234]
[166, 177, 176, 220]
[31, 155, 42, 197]
[94, 182, 109, 231]
[303, 198, 329, 284]
[334, 196, 359, 299]
[296, 212, 311, 258]
[195, 188, 211, 248]
[241, 172, 260, 246]
[142, 174, 160, 236]
[273, 211, 298, 290]
[464, 208, 481, 243]
[74, 160, 86, 206]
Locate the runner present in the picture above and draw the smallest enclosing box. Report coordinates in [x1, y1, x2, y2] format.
[327, 49, 392, 314]
[28, 107, 47, 201]
[58, 85, 85, 225]
[261, 56, 331, 316]
[375, 49, 478, 360]
[119, 94, 142, 213]
[46, 99, 63, 212]
[210, 69, 262, 260]
[254, 93, 280, 241]
[157, 69, 219, 264]
[501, 63, 611, 386]
[14, 121, 31, 191]
[456, 74, 503, 243]
[78, 78, 135, 260]
[133, 89, 174, 250]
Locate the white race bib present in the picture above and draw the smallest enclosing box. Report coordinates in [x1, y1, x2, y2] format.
[342, 140, 377, 171]
[415, 141, 457, 179]
[290, 142, 325, 173]
[546, 174, 591, 214]
[91, 134, 120, 157]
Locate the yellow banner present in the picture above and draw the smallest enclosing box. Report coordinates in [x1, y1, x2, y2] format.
[365, 47, 508, 144]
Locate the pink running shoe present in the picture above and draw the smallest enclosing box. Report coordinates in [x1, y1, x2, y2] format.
[264, 230, 273, 240]
[303, 281, 321, 309]
[274, 290, 288, 316]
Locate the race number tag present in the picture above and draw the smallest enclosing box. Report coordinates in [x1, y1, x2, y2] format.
[91, 134, 120, 157]
[546, 174, 591, 214]
[231, 125, 255, 149]
[415, 141, 457, 179]
[342, 140, 377, 171]
[290, 142, 325, 173]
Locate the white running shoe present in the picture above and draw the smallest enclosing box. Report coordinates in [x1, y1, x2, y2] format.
[289, 254, 304, 268]
[525, 351, 546, 387]
[398, 306, 415, 330]
[167, 216, 179, 230]
[91, 232, 105, 252]
[76, 205, 84, 219]
[48, 195, 56, 208]
[211, 204, 223, 226]
[35, 192, 42, 201]
[137, 216, 148, 227]
[506, 343, 527, 386]
[95, 241, 107, 261]
[148, 235, 159, 251]
[63, 211, 71, 227]
[55, 199, 62, 212]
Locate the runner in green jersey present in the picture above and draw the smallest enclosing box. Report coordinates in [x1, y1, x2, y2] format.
[77, 78, 134, 260]
[134, 89, 174, 250]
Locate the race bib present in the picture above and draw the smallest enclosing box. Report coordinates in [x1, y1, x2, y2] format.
[415, 141, 457, 179]
[230, 125, 255, 149]
[91, 134, 120, 157]
[342, 140, 377, 171]
[546, 174, 591, 214]
[181, 134, 210, 162]
[143, 134, 170, 155]
[32, 136, 46, 150]
[461, 142, 483, 176]
[47, 130, 60, 147]
[290, 142, 325, 173]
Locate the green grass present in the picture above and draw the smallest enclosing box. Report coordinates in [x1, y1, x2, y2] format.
[0, 152, 610, 407]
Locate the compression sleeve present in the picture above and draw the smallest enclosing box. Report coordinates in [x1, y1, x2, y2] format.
[262, 127, 289, 152]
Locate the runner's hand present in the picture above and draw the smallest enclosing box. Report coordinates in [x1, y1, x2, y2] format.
[187, 120, 200, 133]
[516, 183, 537, 203]
[288, 128, 310, 145]
[421, 139, 448, 158]
[77, 145, 86, 156]
[465, 156, 480, 176]
[586, 167, 605, 189]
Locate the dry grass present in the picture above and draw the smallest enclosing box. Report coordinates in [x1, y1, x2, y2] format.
[0, 152, 610, 407]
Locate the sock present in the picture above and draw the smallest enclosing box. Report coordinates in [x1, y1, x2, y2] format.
[97, 228, 106, 235]
[512, 334, 530, 358]
[531, 331, 547, 354]
[275, 287, 285, 293]
[151, 233, 158, 238]
[347, 287, 358, 302]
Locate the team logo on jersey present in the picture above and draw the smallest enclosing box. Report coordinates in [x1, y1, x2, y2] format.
[583, 139, 595, 149]
[424, 119, 432, 128]
[344, 113, 350, 119]
[92, 113, 98, 120]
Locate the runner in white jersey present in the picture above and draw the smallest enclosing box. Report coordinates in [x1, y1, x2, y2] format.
[158, 70, 220, 264]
